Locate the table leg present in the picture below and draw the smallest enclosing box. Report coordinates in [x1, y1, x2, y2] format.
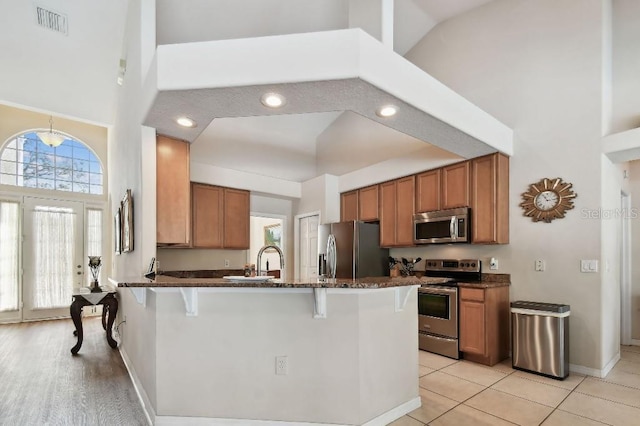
[103, 296, 119, 349]
[70, 298, 85, 355]
[101, 303, 108, 330]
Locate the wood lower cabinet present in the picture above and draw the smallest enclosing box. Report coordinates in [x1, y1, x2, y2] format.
[442, 161, 470, 209]
[380, 176, 415, 247]
[191, 183, 250, 249]
[459, 285, 510, 366]
[358, 185, 379, 221]
[471, 153, 509, 244]
[223, 188, 250, 249]
[340, 190, 358, 222]
[157, 135, 191, 246]
[416, 169, 441, 213]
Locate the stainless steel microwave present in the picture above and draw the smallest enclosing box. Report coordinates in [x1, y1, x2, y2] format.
[413, 207, 470, 244]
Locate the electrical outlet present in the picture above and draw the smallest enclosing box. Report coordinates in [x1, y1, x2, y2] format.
[535, 259, 545, 272]
[224, 259, 230, 268]
[489, 257, 498, 270]
[275, 356, 288, 375]
[580, 260, 598, 273]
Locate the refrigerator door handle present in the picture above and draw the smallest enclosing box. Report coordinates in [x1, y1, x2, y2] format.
[327, 234, 337, 278]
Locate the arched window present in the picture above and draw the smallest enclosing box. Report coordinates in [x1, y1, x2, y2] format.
[0, 132, 103, 194]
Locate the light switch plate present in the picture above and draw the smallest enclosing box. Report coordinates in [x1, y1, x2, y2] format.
[581, 260, 598, 273]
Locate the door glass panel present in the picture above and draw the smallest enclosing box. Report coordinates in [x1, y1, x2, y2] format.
[0, 201, 19, 312]
[32, 206, 75, 309]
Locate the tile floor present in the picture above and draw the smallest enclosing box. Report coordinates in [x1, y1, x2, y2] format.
[391, 345, 640, 425]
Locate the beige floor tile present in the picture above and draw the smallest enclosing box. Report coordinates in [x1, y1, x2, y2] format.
[620, 349, 640, 363]
[419, 365, 434, 378]
[418, 371, 485, 402]
[559, 392, 640, 425]
[602, 367, 640, 390]
[541, 410, 608, 425]
[621, 345, 640, 354]
[576, 377, 640, 408]
[609, 359, 640, 376]
[429, 404, 514, 426]
[489, 357, 516, 374]
[512, 369, 585, 390]
[418, 350, 458, 370]
[441, 360, 508, 386]
[407, 387, 458, 424]
[389, 415, 425, 426]
[465, 388, 553, 426]
[491, 374, 571, 407]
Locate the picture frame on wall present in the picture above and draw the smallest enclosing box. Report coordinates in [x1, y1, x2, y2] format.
[263, 223, 282, 252]
[114, 208, 122, 255]
[122, 189, 134, 253]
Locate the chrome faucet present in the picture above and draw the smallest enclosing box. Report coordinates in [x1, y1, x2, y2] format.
[257, 245, 284, 278]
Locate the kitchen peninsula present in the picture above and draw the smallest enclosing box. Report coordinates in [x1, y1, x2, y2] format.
[110, 274, 448, 425]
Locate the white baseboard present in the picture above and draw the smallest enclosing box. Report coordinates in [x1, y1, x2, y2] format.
[570, 351, 621, 378]
[119, 347, 155, 425]
[630, 339, 640, 346]
[153, 397, 420, 426]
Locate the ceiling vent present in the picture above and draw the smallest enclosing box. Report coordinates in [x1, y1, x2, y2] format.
[35, 5, 68, 35]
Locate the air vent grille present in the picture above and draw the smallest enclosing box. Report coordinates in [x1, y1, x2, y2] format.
[35, 5, 68, 35]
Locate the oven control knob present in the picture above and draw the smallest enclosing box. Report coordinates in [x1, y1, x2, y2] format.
[471, 262, 476, 267]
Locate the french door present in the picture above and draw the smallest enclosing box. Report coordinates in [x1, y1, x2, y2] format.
[22, 197, 85, 321]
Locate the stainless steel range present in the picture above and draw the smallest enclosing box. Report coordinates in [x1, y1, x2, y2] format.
[418, 259, 481, 359]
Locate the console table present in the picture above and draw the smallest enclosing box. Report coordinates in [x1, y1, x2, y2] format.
[70, 289, 118, 355]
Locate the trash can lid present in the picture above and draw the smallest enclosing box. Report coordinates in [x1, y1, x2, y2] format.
[511, 300, 570, 313]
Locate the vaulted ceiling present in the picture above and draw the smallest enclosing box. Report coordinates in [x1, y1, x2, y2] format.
[0, 0, 496, 183]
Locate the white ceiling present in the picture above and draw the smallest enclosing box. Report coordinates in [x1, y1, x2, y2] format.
[1, 0, 494, 182]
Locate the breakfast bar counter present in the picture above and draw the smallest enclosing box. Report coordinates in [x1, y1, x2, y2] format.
[110, 273, 426, 426]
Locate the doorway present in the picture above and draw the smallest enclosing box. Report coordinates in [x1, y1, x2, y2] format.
[249, 214, 286, 279]
[620, 191, 632, 345]
[296, 213, 319, 281]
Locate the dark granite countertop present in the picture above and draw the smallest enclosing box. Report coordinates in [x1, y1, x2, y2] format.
[110, 274, 454, 289]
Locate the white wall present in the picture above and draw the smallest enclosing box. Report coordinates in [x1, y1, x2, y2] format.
[402, 0, 610, 371]
[296, 174, 340, 224]
[612, 0, 640, 133]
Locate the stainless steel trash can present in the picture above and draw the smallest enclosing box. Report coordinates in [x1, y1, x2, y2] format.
[511, 301, 570, 379]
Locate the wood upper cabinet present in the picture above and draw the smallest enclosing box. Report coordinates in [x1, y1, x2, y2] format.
[471, 153, 509, 244]
[157, 135, 191, 246]
[192, 184, 250, 249]
[459, 286, 510, 366]
[340, 190, 358, 222]
[441, 161, 470, 209]
[358, 185, 379, 222]
[191, 183, 223, 248]
[415, 169, 441, 213]
[379, 181, 397, 247]
[379, 176, 415, 247]
[223, 188, 250, 249]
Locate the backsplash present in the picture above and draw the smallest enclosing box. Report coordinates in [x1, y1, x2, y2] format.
[156, 248, 248, 271]
[389, 244, 512, 274]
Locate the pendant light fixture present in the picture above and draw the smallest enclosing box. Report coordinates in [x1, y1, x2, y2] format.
[37, 116, 65, 147]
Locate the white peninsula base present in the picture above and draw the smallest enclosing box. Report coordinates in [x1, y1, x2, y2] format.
[116, 285, 420, 426]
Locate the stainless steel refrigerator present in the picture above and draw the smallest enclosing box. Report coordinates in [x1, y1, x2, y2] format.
[318, 221, 389, 279]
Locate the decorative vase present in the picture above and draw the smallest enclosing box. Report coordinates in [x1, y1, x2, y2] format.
[88, 256, 102, 293]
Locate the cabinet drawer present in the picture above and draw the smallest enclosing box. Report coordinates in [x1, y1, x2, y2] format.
[460, 287, 485, 302]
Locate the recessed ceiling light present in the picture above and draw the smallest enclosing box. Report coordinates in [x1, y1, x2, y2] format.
[261, 92, 286, 108]
[176, 117, 196, 128]
[376, 105, 398, 117]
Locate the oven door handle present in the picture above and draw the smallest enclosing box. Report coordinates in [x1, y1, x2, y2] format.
[418, 286, 457, 295]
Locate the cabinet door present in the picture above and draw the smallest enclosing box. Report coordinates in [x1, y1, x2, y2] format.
[379, 181, 397, 247]
[459, 299, 486, 355]
[442, 161, 470, 209]
[156, 135, 190, 245]
[471, 153, 509, 244]
[192, 183, 223, 248]
[223, 188, 250, 249]
[341, 190, 358, 222]
[358, 185, 379, 221]
[416, 169, 441, 213]
[396, 176, 415, 246]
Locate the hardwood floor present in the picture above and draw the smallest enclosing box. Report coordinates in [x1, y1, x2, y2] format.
[0, 317, 147, 425]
